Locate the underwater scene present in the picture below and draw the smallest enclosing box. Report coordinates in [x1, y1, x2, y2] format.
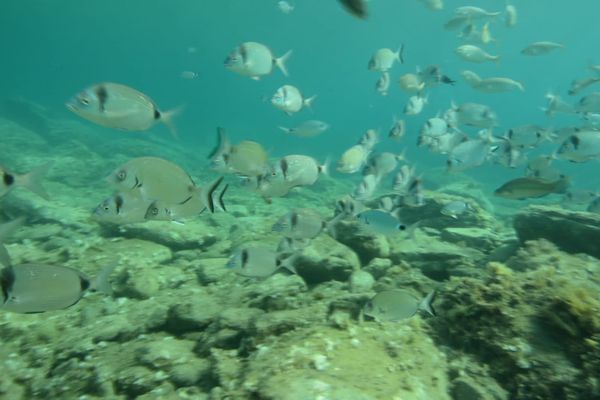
[2, 0, 600, 399]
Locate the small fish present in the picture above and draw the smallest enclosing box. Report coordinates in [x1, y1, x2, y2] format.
[557, 130, 600, 162]
[338, 0, 368, 19]
[92, 192, 151, 225]
[480, 22, 494, 44]
[403, 176, 425, 207]
[364, 289, 436, 322]
[455, 6, 501, 19]
[0, 163, 51, 200]
[562, 190, 598, 206]
[447, 131, 493, 172]
[209, 128, 270, 177]
[494, 176, 570, 200]
[491, 139, 527, 169]
[393, 165, 416, 193]
[271, 85, 316, 115]
[473, 77, 524, 93]
[419, 117, 449, 139]
[337, 144, 370, 173]
[180, 71, 198, 80]
[452, 102, 499, 128]
[353, 174, 381, 201]
[356, 209, 407, 235]
[335, 194, 366, 217]
[461, 70, 482, 87]
[224, 42, 291, 79]
[427, 131, 468, 155]
[66, 82, 180, 138]
[521, 42, 564, 56]
[404, 95, 427, 115]
[505, 4, 517, 27]
[418, 65, 455, 87]
[455, 45, 500, 63]
[144, 177, 227, 221]
[444, 16, 470, 31]
[543, 92, 576, 117]
[272, 208, 336, 240]
[277, 1, 294, 14]
[568, 77, 600, 96]
[225, 247, 295, 278]
[368, 45, 404, 72]
[388, 117, 406, 140]
[363, 152, 405, 178]
[506, 124, 555, 148]
[587, 197, 600, 213]
[358, 129, 379, 150]
[0, 263, 114, 313]
[526, 154, 559, 180]
[398, 73, 425, 93]
[279, 120, 329, 137]
[419, 0, 443, 11]
[107, 157, 198, 204]
[375, 72, 390, 96]
[269, 155, 327, 188]
[577, 92, 600, 113]
[0, 218, 25, 268]
[441, 201, 470, 219]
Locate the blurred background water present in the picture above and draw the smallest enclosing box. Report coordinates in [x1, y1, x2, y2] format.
[1, 0, 598, 196]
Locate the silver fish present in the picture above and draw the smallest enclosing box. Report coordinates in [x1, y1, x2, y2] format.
[224, 42, 291, 79]
[356, 209, 406, 235]
[557, 130, 600, 162]
[353, 174, 381, 201]
[404, 95, 427, 115]
[447, 132, 493, 171]
[1, 163, 51, 200]
[368, 45, 404, 72]
[269, 155, 327, 188]
[388, 117, 406, 140]
[225, 247, 295, 278]
[92, 192, 151, 225]
[441, 201, 470, 219]
[279, 120, 329, 137]
[364, 289, 436, 322]
[521, 41, 564, 56]
[272, 208, 339, 240]
[271, 84, 316, 115]
[66, 82, 180, 138]
[375, 71, 391, 96]
[0, 263, 114, 313]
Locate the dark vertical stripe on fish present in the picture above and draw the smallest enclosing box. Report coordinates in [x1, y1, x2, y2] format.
[2, 172, 14, 186]
[0, 266, 15, 304]
[95, 85, 108, 112]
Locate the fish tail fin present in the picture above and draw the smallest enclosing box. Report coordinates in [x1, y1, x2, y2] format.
[319, 157, 330, 176]
[397, 43, 405, 64]
[492, 55, 501, 63]
[276, 49, 293, 76]
[209, 127, 231, 159]
[278, 126, 292, 134]
[160, 106, 184, 139]
[200, 176, 224, 213]
[419, 290, 437, 317]
[396, 148, 408, 163]
[304, 95, 317, 110]
[276, 252, 298, 274]
[91, 264, 117, 295]
[17, 162, 53, 200]
[218, 183, 229, 212]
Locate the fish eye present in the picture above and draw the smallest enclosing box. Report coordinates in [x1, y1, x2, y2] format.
[116, 170, 127, 181]
[149, 207, 159, 216]
[398, 224, 407, 231]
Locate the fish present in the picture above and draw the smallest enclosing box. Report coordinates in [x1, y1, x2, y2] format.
[0, 263, 114, 313]
[0, 218, 25, 268]
[271, 85, 316, 115]
[368, 45, 404, 72]
[455, 6, 501, 19]
[427, 131, 469, 155]
[441, 201, 470, 219]
[562, 190, 598, 206]
[505, 4, 517, 27]
[225, 247, 296, 278]
[452, 102, 498, 128]
[144, 177, 227, 221]
[419, 0, 443, 11]
[364, 289, 436, 322]
[393, 165, 416, 193]
[577, 92, 600, 113]
[461, 70, 482, 87]
[491, 139, 527, 169]
[66, 82, 180, 138]
[1, 163, 51, 200]
[455, 45, 500, 63]
[353, 174, 381, 201]
[279, 120, 329, 137]
[557, 130, 600, 162]
[404, 95, 427, 115]
[338, 0, 368, 19]
[526, 154, 560, 180]
[337, 144, 371, 173]
[480, 22, 494, 44]
[107, 157, 198, 204]
[444, 16, 470, 31]
[521, 41, 564, 56]
[473, 77, 524, 93]
[277, 1, 294, 14]
[92, 192, 151, 225]
[568, 77, 600, 96]
[358, 129, 379, 150]
[225, 140, 270, 177]
[398, 73, 425, 93]
[180, 71, 198, 80]
[447, 131, 494, 172]
[419, 117, 450, 139]
[208, 127, 234, 173]
[363, 152, 405, 178]
[505, 124, 554, 148]
[272, 208, 337, 240]
[388, 117, 406, 140]
[375, 72, 390, 96]
[269, 155, 327, 188]
[224, 42, 292, 79]
[417, 65, 455, 87]
[356, 209, 407, 235]
[543, 92, 576, 117]
[587, 197, 600, 213]
[494, 176, 570, 200]
[403, 176, 426, 207]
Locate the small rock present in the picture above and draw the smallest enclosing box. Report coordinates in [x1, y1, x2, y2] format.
[349, 270, 375, 293]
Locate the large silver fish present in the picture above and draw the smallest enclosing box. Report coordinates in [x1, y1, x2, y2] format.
[224, 42, 291, 80]
[364, 289, 436, 322]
